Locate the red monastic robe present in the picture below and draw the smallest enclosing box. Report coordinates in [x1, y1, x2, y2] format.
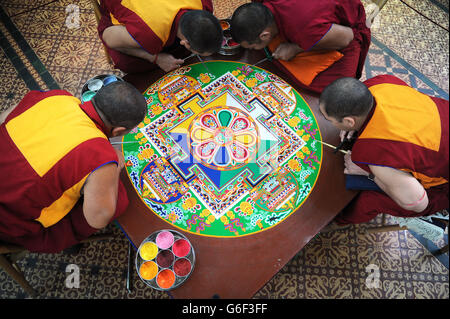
[98, 0, 213, 73]
[0, 90, 129, 252]
[335, 75, 449, 224]
[258, 0, 371, 94]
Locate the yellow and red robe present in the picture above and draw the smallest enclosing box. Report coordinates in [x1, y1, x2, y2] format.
[0, 90, 128, 252]
[98, 0, 213, 73]
[336, 75, 449, 224]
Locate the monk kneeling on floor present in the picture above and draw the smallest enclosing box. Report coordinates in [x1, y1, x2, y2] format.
[318, 75, 449, 230]
[230, 0, 371, 94]
[0, 81, 147, 253]
[98, 0, 223, 73]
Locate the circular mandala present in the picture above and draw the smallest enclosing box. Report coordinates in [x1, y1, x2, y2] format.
[123, 61, 323, 237]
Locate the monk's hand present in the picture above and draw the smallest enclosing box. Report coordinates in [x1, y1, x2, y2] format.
[272, 42, 303, 61]
[343, 151, 368, 176]
[154, 53, 184, 72]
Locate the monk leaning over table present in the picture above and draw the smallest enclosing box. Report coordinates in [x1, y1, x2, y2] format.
[97, 0, 223, 73]
[0, 82, 147, 253]
[318, 75, 449, 229]
[230, 0, 371, 94]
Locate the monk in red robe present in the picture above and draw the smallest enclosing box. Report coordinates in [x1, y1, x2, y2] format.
[230, 0, 371, 94]
[0, 82, 147, 253]
[98, 0, 222, 73]
[318, 75, 449, 227]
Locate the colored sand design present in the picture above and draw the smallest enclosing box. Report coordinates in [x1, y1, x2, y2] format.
[123, 61, 322, 238]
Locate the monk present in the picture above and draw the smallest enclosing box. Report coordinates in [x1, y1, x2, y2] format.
[230, 0, 371, 94]
[318, 75, 449, 229]
[0, 82, 147, 253]
[97, 0, 222, 73]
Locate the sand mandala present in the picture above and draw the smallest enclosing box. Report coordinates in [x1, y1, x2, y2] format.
[123, 61, 323, 237]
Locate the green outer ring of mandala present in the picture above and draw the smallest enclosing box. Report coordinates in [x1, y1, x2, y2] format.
[123, 61, 323, 238]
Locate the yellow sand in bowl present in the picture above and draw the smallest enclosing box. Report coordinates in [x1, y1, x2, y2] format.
[139, 242, 158, 260]
[139, 261, 158, 280]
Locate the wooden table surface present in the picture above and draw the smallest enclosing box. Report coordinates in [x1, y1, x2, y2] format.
[117, 48, 357, 299]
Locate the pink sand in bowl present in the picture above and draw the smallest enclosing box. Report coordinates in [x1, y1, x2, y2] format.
[155, 231, 174, 250]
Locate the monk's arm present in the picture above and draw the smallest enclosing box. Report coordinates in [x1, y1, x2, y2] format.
[272, 23, 354, 60]
[82, 162, 121, 229]
[343, 152, 428, 212]
[102, 25, 184, 72]
[102, 25, 157, 62]
[368, 165, 429, 213]
[310, 24, 354, 51]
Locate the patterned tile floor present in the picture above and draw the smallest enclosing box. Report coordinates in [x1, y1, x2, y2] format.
[361, 0, 449, 98]
[0, 0, 448, 299]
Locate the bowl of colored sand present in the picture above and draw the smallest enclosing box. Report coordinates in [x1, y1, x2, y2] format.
[139, 241, 158, 260]
[220, 20, 230, 31]
[139, 261, 158, 280]
[173, 258, 192, 277]
[156, 269, 176, 290]
[102, 75, 119, 86]
[172, 239, 191, 257]
[135, 229, 195, 291]
[218, 19, 241, 56]
[155, 230, 174, 249]
[156, 249, 175, 268]
[81, 90, 96, 102]
[87, 79, 103, 91]
[80, 74, 124, 103]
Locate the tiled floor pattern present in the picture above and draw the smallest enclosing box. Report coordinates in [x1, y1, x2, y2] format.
[361, 0, 449, 98]
[0, 0, 448, 298]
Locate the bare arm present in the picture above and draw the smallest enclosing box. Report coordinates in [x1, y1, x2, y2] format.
[102, 25, 155, 60]
[272, 24, 354, 60]
[311, 23, 354, 51]
[82, 162, 121, 229]
[102, 25, 184, 72]
[343, 152, 428, 212]
[368, 165, 429, 213]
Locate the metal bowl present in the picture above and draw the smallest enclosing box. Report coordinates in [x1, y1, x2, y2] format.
[135, 229, 196, 291]
[218, 19, 241, 56]
[80, 74, 124, 103]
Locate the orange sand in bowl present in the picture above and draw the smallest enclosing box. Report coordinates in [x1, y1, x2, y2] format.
[220, 20, 230, 30]
[139, 261, 158, 280]
[157, 269, 176, 289]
